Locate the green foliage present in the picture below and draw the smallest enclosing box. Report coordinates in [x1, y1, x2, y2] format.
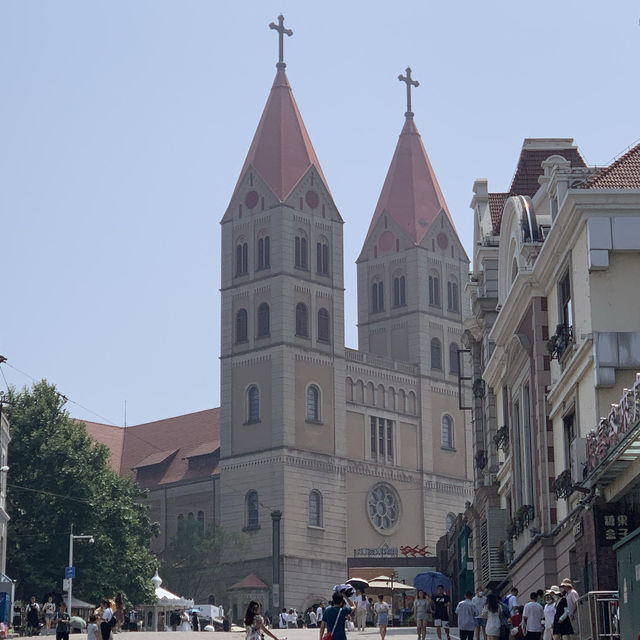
[6, 381, 159, 605]
[160, 517, 248, 602]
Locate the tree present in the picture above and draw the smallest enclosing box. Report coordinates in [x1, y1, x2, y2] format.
[160, 517, 248, 602]
[6, 381, 159, 604]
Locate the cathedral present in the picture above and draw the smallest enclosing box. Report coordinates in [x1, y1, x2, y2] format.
[88, 16, 473, 616]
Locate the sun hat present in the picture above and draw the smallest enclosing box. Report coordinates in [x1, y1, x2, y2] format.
[547, 585, 561, 594]
[560, 578, 573, 588]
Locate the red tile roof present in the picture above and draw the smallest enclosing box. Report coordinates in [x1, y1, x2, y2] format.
[234, 68, 329, 201]
[587, 142, 640, 189]
[488, 193, 509, 230]
[229, 574, 269, 590]
[365, 116, 454, 245]
[84, 408, 220, 488]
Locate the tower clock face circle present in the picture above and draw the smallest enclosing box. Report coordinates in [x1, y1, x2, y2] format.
[305, 189, 319, 209]
[367, 483, 401, 534]
[437, 232, 449, 250]
[245, 190, 259, 209]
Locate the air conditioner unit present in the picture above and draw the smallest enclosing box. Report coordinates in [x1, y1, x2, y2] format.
[570, 438, 587, 483]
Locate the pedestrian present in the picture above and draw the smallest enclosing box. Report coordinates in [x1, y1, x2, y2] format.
[536, 591, 544, 607]
[43, 597, 56, 636]
[542, 589, 557, 640]
[287, 609, 296, 629]
[482, 594, 502, 640]
[374, 595, 390, 640]
[413, 590, 429, 640]
[88, 616, 99, 640]
[455, 591, 478, 640]
[180, 610, 191, 632]
[297, 612, 304, 629]
[191, 611, 199, 631]
[114, 594, 125, 634]
[278, 609, 288, 629]
[559, 580, 578, 622]
[309, 609, 317, 628]
[472, 588, 487, 640]
[26, 597, 41, 636]
[510, 606, 523, 639]
[54, 603, 70, 640]
[552, 586, 573, 639]
[317, 603, 324, 626]
[244, 601, 281, 640]
[319, 592, 354, 640]
[366, 598, 374, 627]
[522, 592, 544, 640]
[507, 588, 519, 618]
[432, 585, 451, 640]
[158, 612, 165, 632]
[100, 600, 114, 640]
[354, 590, 367, 631]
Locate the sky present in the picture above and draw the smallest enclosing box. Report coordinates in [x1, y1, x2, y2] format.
[1, 1, 639, 426]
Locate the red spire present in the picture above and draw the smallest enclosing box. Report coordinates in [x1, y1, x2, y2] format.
[234, 68, 328, 201]
[365, 117, 453, 244]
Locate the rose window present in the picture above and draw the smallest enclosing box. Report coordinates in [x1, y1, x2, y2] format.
[367, 484, 400, 533]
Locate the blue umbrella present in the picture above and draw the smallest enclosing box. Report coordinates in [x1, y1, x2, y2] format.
[413, 572, 452, 594]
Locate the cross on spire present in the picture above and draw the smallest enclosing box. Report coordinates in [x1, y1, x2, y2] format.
[269, 14, 293, 69]
[398, 67, 419, 118]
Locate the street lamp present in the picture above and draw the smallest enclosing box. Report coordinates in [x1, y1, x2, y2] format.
[67, 525, 94, 613]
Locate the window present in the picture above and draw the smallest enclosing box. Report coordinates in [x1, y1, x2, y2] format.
[428, 274, 440, 306]
[257, 303, 270, 337]
[447, 279, 459, 312]
[431, 338, 442, 370]
[367, 483, 400, 532]
[235, 242, 248, 276]
[295, 234, 308, 269]
[296, 302, 309, 337]
[309, 491, 323, 527]
[371, 281, 384, 313]
[197, 510, 205, 535]
[317, 240, 329, 275]
[370, 416, 394, 463]
[306, 385, 320, 421]
[559, 271, 573, 328]
[257, 236, 270, 270]
[236, 309, 248, 343]
[247, 385, 260, 423]
[450, 342, 460, 374]
[442, 414, 454, 449]
[245, 490, 259, 530]
[393, 275, 406, 307]
[563, 411, 576, 472]
[318, 308, 330, 342]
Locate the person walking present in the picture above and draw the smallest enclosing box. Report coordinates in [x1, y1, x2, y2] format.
[319, 592, 354, 640]
[542, 589, 557, 640]
[483, 594, 502, 640]
[100, 600, 114, 640]
[455, 591, 478, 640]
[43, 597, 56, 636]
[559, 580, 578, 623]
[507, 588, 519, 618]
[354, 591, 367, 631]
[54, 603, 70, 640]
[374, 595, 390, 640]
[26, 597, 41, 636]
[522, 592, 544, 640]
[472, 589, 487, 640]
[309, 609, 317, 628]
[244, 601, 282, 640]
[413, 590, 429, 640]
[432, 585, 451, 640]
[316, 604, 324, 627]
[552, 586, 573, 639]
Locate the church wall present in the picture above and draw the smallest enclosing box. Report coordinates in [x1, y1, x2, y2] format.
[431, 390, 469, 480]
[399, 421, 418, 469]
[346, 411, 365, 460]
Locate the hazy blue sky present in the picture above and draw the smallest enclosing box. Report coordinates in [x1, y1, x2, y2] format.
[2, 1, 639, 426]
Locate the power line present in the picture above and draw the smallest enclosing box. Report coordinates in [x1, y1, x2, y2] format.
[6, 483, 93, 505]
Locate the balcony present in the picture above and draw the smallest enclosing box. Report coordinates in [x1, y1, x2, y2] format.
[547, 323, 574, 360]
[493, 425, 509, 454]
[507, 504, 535, 539]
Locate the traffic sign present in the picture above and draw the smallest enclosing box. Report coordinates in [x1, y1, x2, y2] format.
[65, 566, 76, 579]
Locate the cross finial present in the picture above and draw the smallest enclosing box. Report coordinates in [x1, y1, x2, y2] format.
[269, 14, 293, 69]
[398, 67, 419, 118]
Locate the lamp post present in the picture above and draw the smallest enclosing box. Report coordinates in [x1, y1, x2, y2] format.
[67, 525, 94, 613]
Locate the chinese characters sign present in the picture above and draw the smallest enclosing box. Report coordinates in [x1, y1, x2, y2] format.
[596, 509, 633, 546]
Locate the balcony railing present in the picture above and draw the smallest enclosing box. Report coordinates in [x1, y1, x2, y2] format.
[507, 504, 535, 539]
[494, 425, 509, 452]
[586, 372, 640, 474]
[547, 323, 574, 360]
[552, 469, 573, 499]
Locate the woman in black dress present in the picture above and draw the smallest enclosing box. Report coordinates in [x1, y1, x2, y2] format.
[552, 590, 573, 639]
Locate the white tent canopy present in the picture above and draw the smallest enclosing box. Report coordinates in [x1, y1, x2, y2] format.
[138, 572, 195, 631]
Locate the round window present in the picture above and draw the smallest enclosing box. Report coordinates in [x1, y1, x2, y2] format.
[367, 483, 401, 534]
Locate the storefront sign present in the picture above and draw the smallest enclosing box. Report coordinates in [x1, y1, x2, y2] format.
[400, 545, 430, 557]
[596, 509, 634, 546]
[354, 543, 399, 557]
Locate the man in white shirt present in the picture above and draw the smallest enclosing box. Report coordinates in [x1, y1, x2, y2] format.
[316, 605, 323, 625]
[522, 592, 544, 640]
[560, 578, 579, 620]
[455, 592, 478, 640]
[471, 588, 487, 640]
[354, 591, 367, 631]
[507, 587, 519, 617]
[278, 609, 288, 629]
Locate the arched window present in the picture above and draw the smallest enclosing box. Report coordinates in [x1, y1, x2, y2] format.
[377, 384, 386, 409]
[197, 510, 205, 534]
[235, 309, 248, 343]
[398, 389, 406, 413]
[366, 382, 375, 406]
[257, 303, 270, 337]
[317, 239, 329, 275]
[442, 414, 454, 449]
[318, 308, 330, 342]
[296, 302, 309, 337]
[428, 273, 440, 306]
[371, 281, 384, 313]
[309, 490, 323, 527]
[257, 235, 270, 270]
[393, 275, 406, 307]
[295, 233, 308, 269]
[245, 490, 259, 529]
[431, 338, 442, 370]
[345, 378, 354, 402]
[447, 278, 459, 312]
[450, 342, 460, 374]
[407, 391, 416, 415]
[247, 385, 260, 423]
[388, 387, 396, 410]
[235, 241, 248, 276]
[306, 385, 320, 421]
